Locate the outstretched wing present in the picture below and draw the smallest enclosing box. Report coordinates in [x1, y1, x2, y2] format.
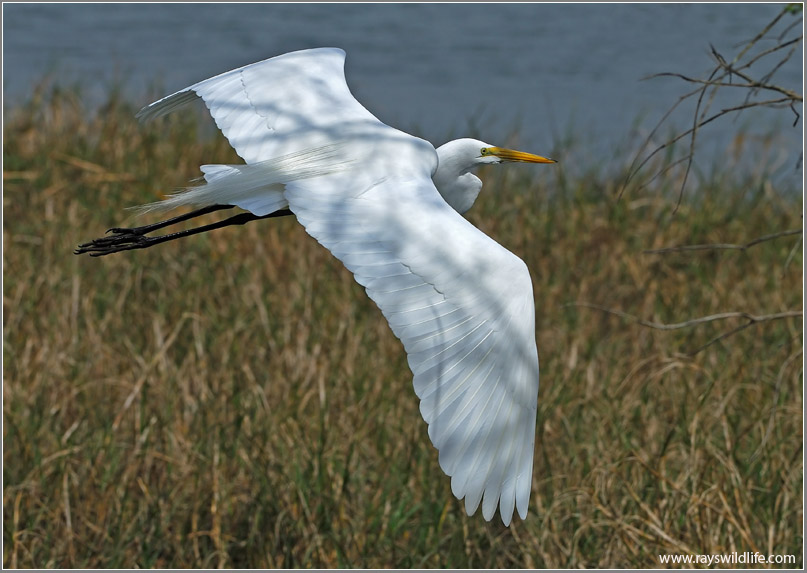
[137, 48, 539, 525]
[284, 166, 539, 526]
[136, 47, 387, 164]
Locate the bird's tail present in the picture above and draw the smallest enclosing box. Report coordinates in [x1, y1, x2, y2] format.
[134, 143, 356, 217]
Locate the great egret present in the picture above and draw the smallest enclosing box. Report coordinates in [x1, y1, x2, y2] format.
[76, 48, 556, 526]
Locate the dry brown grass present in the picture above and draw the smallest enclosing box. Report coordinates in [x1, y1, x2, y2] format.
[3, 85, 803, 567]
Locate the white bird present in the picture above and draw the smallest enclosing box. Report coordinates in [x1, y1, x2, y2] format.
[76, 48, 556, 526]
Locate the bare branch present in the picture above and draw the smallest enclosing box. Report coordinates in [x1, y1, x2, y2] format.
[734, 35, 803, 78]
[627, 156, 692, 197]
[731, 7, 790, 64]
[688, 321, 759, 355]
[619, 85, 702, 197]
[643, 228, 803, 254]
[623, 6, 802, 203]
[789, 100, 801, 126]
[777, 12, 803, 41]
[623, 97, 794, 202]
[574, 303, 802, 331]
[573, 303, 802, 355]
[655, 97, 795, 153]
[647, 71, 802, 101]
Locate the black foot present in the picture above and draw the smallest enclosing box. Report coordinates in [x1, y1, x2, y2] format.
[74, 227, 167, 256]
[74, 207, 294, 257]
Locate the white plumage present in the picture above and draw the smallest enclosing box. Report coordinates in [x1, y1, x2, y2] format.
[133, 47, 554, 526]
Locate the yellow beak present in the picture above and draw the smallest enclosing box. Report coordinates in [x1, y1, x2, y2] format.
[488, 147, 556, 164]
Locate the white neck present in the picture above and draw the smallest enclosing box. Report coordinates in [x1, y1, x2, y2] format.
[432, 140, 485, 214]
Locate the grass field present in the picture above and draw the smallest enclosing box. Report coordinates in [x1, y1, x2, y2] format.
[3, 85, 803, 568]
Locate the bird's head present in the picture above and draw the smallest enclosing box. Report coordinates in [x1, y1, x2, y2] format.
[433, 138, 556, 213]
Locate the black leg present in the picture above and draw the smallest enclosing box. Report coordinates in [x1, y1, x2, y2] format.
[107, 203, 236, 236]
[75, 208, 293, 257]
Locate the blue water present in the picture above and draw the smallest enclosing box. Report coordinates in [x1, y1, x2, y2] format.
[3, 3, 803, 186]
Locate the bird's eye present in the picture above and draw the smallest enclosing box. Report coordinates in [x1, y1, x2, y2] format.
[480, 148, 489, 155]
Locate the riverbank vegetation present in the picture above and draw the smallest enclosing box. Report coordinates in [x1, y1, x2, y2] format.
[3, 81, 802, 567]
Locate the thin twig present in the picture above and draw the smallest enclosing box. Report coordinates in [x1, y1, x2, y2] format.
[733, 35, 803, 78]
[644, 228, 803, 254]
[666, 97, 794, 148]
[573, 303, 802, 355]
[633, 97, 795, 184]
[778, 13, 803, 41]
[749, 43, 801, 100]
[688, 321, 757, 355]
[628, 156, 692, 197]
[574, 303, 801, 331]
[647, 72, 801, 101]
[620, 83, 706, 197]
[622, 96, 794, 201]
[673, 61, 720, 212]
[731, 8, 789, 64]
